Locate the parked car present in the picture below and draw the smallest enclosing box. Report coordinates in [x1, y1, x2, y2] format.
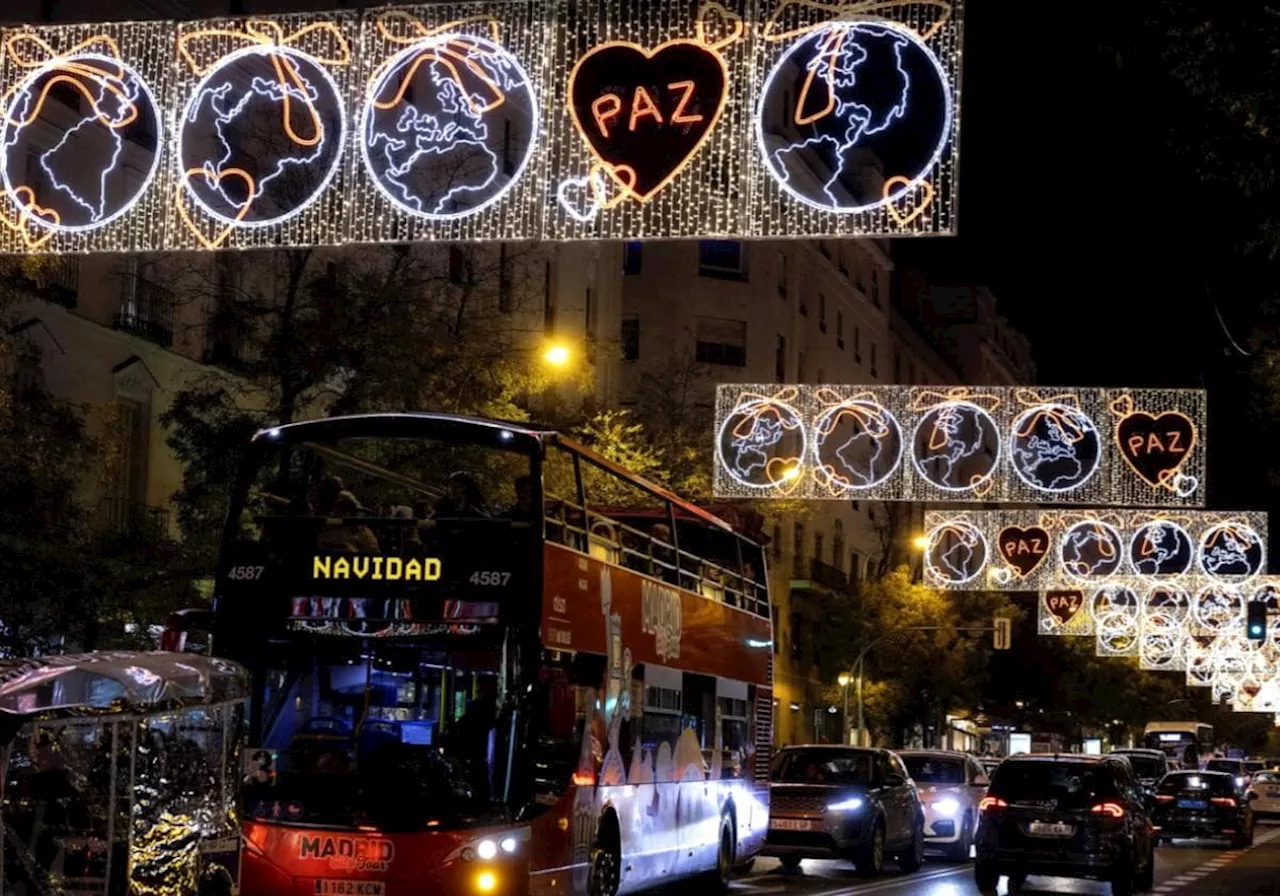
[764, 745, 925, 877]
[1153, 770, 1253, 847]
[1246, 770, 1280, 818]
[974, 754, 1155, 895]
[980, 757, 1002, 778]
[899, 749, 989, 861]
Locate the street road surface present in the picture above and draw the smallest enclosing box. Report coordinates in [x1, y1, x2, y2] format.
[673, 822, 1280, 895]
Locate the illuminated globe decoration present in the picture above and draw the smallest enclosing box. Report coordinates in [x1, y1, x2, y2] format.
[756, 21, 950, 214]
[716, 395, 806, 490]
[1129, 520, 1193, 579]
[1139, 587, 1190, 671]
[178, 46, 345, 227]
[361, 34, 537, 220]
[812, 399, 903, 492]
[1093, 585, 1139, 655]
[1008, 404, 1101, 493]
[1193, 587, 1244, 634]
[910, 401, 1000, 492]
[1059, 520, 1124, 581]
[1198, 522, 1265, 582]
[0, 54, 162, 233]
[924, 521, 987, 586]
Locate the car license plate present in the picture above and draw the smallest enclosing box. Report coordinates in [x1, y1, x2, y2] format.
[315, 881, 385, 896]
[771, 818, 820, 832]
[1027, 822, 1074, 838]
[1177, 799, 1208, 809]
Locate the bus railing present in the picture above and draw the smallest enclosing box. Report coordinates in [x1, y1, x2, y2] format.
[544, 493, 769, 619]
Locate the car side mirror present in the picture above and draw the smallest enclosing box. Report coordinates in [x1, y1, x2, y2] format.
[973, 774, 990, 787]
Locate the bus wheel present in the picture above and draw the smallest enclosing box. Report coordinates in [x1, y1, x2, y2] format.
[704, 814, 735, 892]
[588, 823, 621, 896]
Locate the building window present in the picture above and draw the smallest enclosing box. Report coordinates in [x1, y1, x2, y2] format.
[543, 261, 554, 333]
[775, 334, 786, 382]
[871, 269, 880, 307]
[818, 293, 827, 332]
[865, 557, 876, 582]
[814, 533, 824, 567]
[772, 606, 781, 655]
[776, 252, 787, 299]
[698, 241, 747, 280]
[793, 521, 805, 563]
[695, 316, 747, 366]
[448, 246, 467, 284]
[621, 315, 639, 361]
[498, 244, 513, 312]
[870, 342, 878, 377]
[771, 522, 782, 560]
[585, 287, 597, 345]
[836, 311, 844, 349]
[850, 553, 862, 588]
[833, 520, 844, 571]
[115, 269, 174, 347]
[623, 241, 642, 275]
[854, 326, 861, 362]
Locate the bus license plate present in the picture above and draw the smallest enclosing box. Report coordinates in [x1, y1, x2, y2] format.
[1027, 822, 1074, 838]
[771, 818, 819, 831]
[315, 881, 385, 895]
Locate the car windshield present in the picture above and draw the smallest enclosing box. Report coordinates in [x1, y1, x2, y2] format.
[1113, 753, 1165, 780]
[1206, 760, 1241, 774]
[991, 761, 1117, 810]
[773, 749, 873, 785]
[1158, 773, 1234, 796]
[902, 755, 966, 784]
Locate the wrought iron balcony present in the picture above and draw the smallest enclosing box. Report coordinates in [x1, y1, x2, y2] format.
[790, 557, 851, 593]
[114, 273, 175, 347]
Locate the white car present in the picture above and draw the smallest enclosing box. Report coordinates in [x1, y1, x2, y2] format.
[1246, 769, 1280, 817]
[898, 750, 989, 861]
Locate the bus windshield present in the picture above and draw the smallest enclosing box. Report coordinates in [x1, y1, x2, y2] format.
[244, 632, 518, 832]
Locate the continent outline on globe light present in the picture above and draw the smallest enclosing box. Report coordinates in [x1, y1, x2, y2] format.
[1007, 400, 1102, 495]
[909, 399, 1002, 493]
[811, 393, 904, 493]
[755, 14, 953, 216]
[1127, 519, 1194, 581]
[1058, 518, 1124, 582]
[177, 42, 347, 231]
[0, 45, 163, 238]
[716, 390, 807, 490]
[360, 21, 539, 222]
[1197, 521, 1265, 584]
[924, 519, 987, 585]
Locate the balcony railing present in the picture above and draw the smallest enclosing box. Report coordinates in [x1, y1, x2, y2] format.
[791, 557, 851, 592]
[35, 257, 79, 308]
[114, 273, 175, 347]
[99, 498, 169, 545]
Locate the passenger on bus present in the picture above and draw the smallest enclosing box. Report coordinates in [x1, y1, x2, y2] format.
[649, 524, 678, 584]
[315, 475, 345, 516]
[435, 472, 487, 517]
[457, 678, 499, 799]
[501, 476, 536, 521]
[317, 492, 380, 553]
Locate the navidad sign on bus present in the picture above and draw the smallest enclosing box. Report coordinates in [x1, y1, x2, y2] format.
[0, 0, 961, 254]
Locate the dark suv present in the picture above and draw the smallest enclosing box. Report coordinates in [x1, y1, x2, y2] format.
[974, 754, 1155, 895]
[1152, 770, 1254, 847]
[764, 745, 925, 877]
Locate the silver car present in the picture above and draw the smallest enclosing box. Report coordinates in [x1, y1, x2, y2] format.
[898, 750, 989, 861]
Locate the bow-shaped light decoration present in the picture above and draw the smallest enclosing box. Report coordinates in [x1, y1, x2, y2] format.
[1012, 389, 1091, 446]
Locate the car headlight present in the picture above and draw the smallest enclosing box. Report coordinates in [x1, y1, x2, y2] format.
[828, 797, 864, 812]
[1237, 777, 1247, 788]
[933, 798, 961, 818]
[477, 840, 498, 860]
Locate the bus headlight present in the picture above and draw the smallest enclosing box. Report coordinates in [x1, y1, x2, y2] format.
[477, 840, 498, 861]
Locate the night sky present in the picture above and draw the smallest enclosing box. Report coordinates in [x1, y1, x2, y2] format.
[895, 0, 1266, 515]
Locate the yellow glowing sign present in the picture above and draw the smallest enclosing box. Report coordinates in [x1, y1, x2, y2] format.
[312, 555, 441, 581]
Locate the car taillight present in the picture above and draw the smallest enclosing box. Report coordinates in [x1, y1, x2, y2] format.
[1210, 797, 1237, 808]
[979, 796, 1008, 812]
[1090, 802, 1125, 818]
[1155, 795, 1175, 803]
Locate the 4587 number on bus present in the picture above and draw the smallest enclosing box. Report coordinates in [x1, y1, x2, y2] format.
[469, 571, 511, 586]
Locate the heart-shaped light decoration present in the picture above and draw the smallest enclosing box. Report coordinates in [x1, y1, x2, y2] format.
[884, 176, 935, 228]
[176, 166, 256, 249]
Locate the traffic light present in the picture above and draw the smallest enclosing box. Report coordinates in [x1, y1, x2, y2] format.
[994, 616, 1012, 650]
[1247, 601, 1268, 641]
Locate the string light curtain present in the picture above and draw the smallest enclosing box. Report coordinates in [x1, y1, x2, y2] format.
[0, 0, 963, 255]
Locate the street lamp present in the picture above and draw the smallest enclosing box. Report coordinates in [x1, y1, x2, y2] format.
[838, 672, 853, 744]
[543, 343, 571, 367]
[912, 534, 930, 550]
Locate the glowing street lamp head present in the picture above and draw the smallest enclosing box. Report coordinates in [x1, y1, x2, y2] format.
[781, 464, 801, 481]
[837, 672, 851, 688]
[912, 534, 931, 551]
[544, 344, 571, 367]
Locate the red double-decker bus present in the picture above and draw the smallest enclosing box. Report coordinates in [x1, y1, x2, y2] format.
[198, 413, 773, 896]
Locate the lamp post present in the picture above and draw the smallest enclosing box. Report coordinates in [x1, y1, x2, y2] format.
[838, 672, 852, 744]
